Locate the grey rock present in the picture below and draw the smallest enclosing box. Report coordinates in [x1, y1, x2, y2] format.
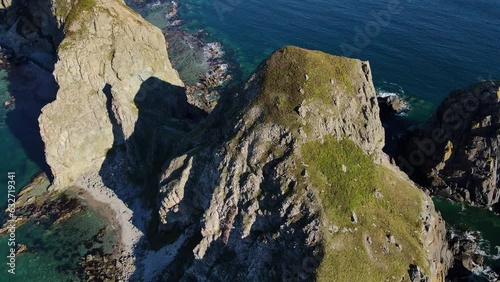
[366, 235, 372, 245]
[387, 234, 396, 244]
[373, 190, 384, 199]
[408, 265, 430, 282]
[396, 243, 403, 251]
[351, 211, 358, 223]
[329, 225, 339, 233]
[400, 82, 500, 208]
[378, 95, 409, 117]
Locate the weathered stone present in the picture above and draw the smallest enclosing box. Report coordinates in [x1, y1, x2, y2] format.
[351, 211, 358, 223]
[373, 189, 384, 199]
[152, 47, 450, 281]
[387, 234, 396, 244]
[408, 264, 430, 282]
[33, 0, 184, 188]
[366, 235, 372, 245]
[400, 81, 500, 208]
[378, 95, 409, 117]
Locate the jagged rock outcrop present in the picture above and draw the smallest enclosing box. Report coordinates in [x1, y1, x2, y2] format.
[23, 0, 186, 188]
[398, 81, 500, 209]
[446, 229, 486, 280]
[151, 47, 451, 281]
[0, 0, 66, 69]
[378, 94, 409, 118]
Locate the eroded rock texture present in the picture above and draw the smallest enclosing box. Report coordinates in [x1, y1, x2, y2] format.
[30, 0, 185, 187]
[153, 47, 451, 281]
[400, 82, 500, 209]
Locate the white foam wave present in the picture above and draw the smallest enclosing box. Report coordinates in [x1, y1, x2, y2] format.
[491, 246, 500, 260]
[377, 90, 398, 98]
[471, 265, 499, 281]
[376, 82, 406, 97]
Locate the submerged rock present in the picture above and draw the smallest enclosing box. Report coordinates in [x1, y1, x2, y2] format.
[15, 244, 28, 255]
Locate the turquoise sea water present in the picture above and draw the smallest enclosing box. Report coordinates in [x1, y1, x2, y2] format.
[0, 71, 39, 199]
[434, 198, 500, 275]
[0, 206, 115, 281]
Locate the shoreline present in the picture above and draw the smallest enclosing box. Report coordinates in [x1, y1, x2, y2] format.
[0, 170, 142, 280]
[73, 166, 148, 280]
[128, 0, 235, 111]
[66, 186, 123, 255]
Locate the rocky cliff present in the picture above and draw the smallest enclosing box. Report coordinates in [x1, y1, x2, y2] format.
[1, 1, 454, 279]
[17, 0, 186, 187]
[149, 47, 451, 281]
[399, 81, 500, 210]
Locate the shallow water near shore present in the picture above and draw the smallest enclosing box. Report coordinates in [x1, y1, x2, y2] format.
[0, 61, 117, 280]
[0, 69, 39, 208]
[0, 204, 115, 281]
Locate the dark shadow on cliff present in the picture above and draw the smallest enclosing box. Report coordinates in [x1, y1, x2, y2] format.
[158, 59, 324, 281]
[4, 60, 57, 179]
[102, 57, 325, 280]
[1, 0, 65, 180]
[98, 77, 206, 280]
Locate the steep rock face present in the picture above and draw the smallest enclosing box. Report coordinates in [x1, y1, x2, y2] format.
[399, 82, 500, 209]
[152, 47, 450, 281]
[36, 0, 184, 187]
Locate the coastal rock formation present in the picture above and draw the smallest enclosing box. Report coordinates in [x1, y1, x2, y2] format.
[2, 1, 455, 280]
[0, 0, 65, 69]
[378, 94, 409, 118]
[23, 0, 186, 188]
[446, 229, 486, 280]
[150, 47, 451, 281]
[399, 81, 500, 209]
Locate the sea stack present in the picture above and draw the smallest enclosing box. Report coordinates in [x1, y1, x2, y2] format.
[33, 0, 184, 188]
[153, 47, 452, 281]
